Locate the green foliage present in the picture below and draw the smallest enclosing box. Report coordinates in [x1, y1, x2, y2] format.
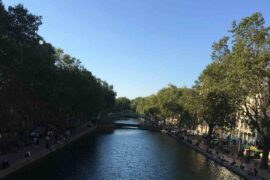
[211, 36, 230, 62]
[131, 85, 197, 128]
[132, 13, 270, 169]
[197, 55, 237, 136]
[2, 1, 270, 168]
[114, 97, 131, 112]
[198, 91, 235, 132]
[204, 12, 270, 168]
[228, 13, 270, 169]
[177, 88, 200, 129]
[0, 1, 116, 135]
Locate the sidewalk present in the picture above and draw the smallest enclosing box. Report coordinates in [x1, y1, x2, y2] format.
[0, 125, 97, 179]
[166, 132, 270, 180]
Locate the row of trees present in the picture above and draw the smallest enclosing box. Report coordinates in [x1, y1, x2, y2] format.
[0, 1, 116, 141]
[131, 85, 198, 129]
[114, 97, 131, 112]
[132, 13, 270, 169]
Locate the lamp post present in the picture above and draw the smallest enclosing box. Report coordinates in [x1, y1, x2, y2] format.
[39, 40, 44, 45]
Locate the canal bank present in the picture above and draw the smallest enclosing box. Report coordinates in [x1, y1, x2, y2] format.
[112, 120, 255, 179]
[164, 132, 262, 180]
[1, 121, 245, 180]
[0, 125, 99, 179]
[7, 127, 243, 180]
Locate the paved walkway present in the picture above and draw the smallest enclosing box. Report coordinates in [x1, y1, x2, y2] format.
[167, 132, 270, 180]
[1, 126, 270, 179]
[0, 125, 97, 179]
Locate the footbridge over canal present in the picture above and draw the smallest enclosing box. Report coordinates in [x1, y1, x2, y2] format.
[108, 112, 160, 130]
[113, 121, 141, 128]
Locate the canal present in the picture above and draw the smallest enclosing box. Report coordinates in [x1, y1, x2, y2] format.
[10, 119, 242, 180]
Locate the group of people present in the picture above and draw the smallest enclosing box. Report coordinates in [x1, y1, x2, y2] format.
[31, 127, 74, 150]
[0, 119, 96, 174]
[175, 131, 261, 178]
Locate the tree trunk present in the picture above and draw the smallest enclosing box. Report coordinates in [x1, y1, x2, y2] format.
[260, 141, 269, 169]
[207, 125, 214, 144]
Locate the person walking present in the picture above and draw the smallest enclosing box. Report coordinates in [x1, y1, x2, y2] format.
[254, 167, 258, 177]
[45, 135, 50, 149]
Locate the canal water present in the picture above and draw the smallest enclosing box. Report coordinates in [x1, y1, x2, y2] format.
[10, 119, 242, 180]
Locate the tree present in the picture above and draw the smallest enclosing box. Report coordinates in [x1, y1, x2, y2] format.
[0, 1, 117, 151]
[178, 88, 200, 129]
[202, 12, 270, 169]
[226, 13, 270, 169]
[197, 90, 235, 141]
[154, 85, 183, 125]
[196, 48, 237, 141]
[131, 85, 194, 128]
[115, 97, 131, 112]
[8, 4, 42, 42]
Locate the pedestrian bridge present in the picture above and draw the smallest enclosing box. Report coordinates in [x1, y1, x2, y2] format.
[107, 111, 159, 130]
[108, 111, 147, 120]
[113, 122, 140, 128]
[113, 118, 141, 128]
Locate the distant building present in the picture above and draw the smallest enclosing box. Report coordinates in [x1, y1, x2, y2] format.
[195, 122, 208, 135]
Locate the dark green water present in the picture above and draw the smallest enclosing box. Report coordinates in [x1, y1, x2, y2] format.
[9, 120, 242, 180]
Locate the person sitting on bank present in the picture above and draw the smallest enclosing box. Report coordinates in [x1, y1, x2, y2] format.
[45, 135, 51, 149]
[215, 150, 221, 159]
[24, 151, 31, 158]
[207, 148, 213, 154]
[240, 161, 245, 169]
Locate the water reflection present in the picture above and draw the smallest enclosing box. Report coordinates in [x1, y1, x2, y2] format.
[10, 120, 243, 180]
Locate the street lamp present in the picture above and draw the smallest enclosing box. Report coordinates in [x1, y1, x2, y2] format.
[39, 40, 44, 45]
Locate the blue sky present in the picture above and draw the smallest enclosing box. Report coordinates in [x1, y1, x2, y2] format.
[3, 0, 270, 99]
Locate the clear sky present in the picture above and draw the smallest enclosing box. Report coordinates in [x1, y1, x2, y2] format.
[3, 0, 270, 99]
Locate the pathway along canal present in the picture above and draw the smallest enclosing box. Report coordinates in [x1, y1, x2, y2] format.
[8, 119, 242, 180]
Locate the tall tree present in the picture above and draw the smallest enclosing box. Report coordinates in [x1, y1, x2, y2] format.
[0, 1, 117, 151]
[178, 88, 200, 129]
[196, 42, 237, 141]
[226, 13, 270, 169]
[197, 90, 235, 141]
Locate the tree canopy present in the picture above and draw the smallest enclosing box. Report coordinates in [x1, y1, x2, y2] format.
[0, 1, 116, 144]
[132, 12, 270, 169]
[114, 97, 131, 112]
